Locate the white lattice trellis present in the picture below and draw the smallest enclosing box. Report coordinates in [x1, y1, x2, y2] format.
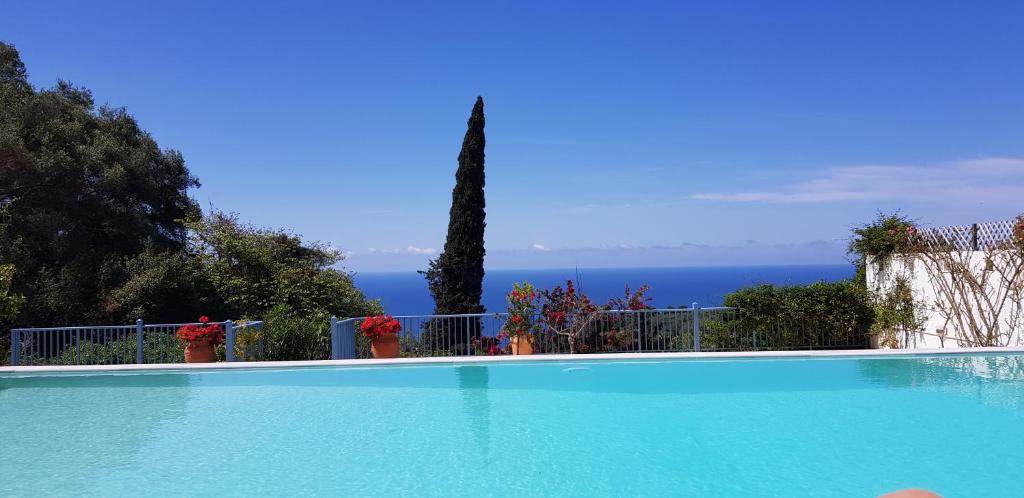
[922, 219, 1016, 251]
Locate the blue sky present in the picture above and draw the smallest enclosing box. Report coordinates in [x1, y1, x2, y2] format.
[6, 1, 1024, 271]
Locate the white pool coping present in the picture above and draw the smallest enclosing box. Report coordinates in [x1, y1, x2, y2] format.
[3, 346, 1023, 374]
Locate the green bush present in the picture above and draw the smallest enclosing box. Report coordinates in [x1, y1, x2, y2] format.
[11, 336, 184, 366]
[719, 280, 874, 350]
[848, 212, 917, 286]
[1, 333, 9, 366]
[249, 305, 333, 361]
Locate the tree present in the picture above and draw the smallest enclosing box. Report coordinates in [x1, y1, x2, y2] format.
[0, 42, 199, 326]
[184, 211, 380, 320]
[0, 264, 24, 325]
[423, 96, 487, 315]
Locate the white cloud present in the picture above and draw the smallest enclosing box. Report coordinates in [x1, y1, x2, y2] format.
[531, 244, 551, 251]
[363, 245, 436, 256]
[691, 157, 1024, 204]
[405, 245, 436, 255]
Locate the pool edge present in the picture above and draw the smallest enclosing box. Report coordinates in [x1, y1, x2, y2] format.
[3, 346, 1024, 374]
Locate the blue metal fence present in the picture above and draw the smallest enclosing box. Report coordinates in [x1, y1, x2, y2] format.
[328, 304, 752, 359]
[7, 301, 868, 366]
[9, 319, 262, 366]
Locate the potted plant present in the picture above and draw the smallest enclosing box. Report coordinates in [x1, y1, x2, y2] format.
[176, 316, 224, 363]
[501, 282, 538, 355]
[361, 315, 402, 358]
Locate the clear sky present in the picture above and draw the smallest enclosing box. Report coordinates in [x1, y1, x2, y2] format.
[5, 1, 1023, 271]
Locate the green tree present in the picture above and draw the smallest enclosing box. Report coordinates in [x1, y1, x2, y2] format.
[0, 263, 25, 365]
[184, 211, 380, 320]
[0, 42, 199, 326]
[424, 96, 487, 315]
[0, 264, 24, 324]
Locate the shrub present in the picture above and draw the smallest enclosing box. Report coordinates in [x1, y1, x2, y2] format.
[848, 212, 917, 285]
[253, 305, 333, 361]
[720, 280, 874, 350]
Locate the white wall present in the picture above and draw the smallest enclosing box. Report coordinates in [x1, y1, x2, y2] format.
[867, 252, 1023, 349]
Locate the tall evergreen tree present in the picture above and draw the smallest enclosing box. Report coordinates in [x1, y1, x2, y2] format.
[424, 96, 487, 315]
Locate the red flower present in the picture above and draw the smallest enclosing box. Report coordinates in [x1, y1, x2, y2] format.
[360, 315, 401, 338]
[176, 318, 224, 345]
[511, 315, 523, 324]
[198, 315, 209, 324]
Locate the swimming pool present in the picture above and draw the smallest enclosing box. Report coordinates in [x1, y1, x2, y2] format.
[2, 353, 1023, 496]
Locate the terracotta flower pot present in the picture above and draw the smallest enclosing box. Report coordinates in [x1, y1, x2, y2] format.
[510, 334, 533, 355]
[371, 333, 400, 358]
[184, 341, 216, 363]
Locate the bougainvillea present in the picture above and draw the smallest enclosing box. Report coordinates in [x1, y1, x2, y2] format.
[360, 315, 401, 338]
[608, 284, 653, 311]
[176, 316, 225, 345]
[539, 280, 600, 353]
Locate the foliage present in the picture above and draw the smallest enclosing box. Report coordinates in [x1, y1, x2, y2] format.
[848, 212, 917, 286]
[0, 264, 24, 326]
[0, 43, 379, 332]
[0, 264, 24, 366]
[721, 281, 874, 349]
[56, 337, 184, 365]
[539, 280, 600, 353]
[500, 282, 538, 339]
[585, 284, 655, 352]
[252, 305, 333, 361]
[100, 249, 215, 323]
[424, 97, 487, 315]
[607, 284, 653, 312]
[176, 316, 225, 345]
[0, 42, 200, 326]
[870, 276, 927, 348]
[360, 315, 401, 338]
[184, 211, 380, 320]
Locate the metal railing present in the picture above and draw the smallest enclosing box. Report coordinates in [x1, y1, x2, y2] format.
[9, 319, 263, 366]
[327, 303, 865, 360]
[7, 302, 869, 365]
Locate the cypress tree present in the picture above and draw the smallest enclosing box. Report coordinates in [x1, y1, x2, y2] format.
[424, 96, 487, 315]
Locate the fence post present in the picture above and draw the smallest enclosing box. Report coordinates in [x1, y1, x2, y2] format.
[225, 320, 235, 362]
[635, 311, 643, 352]
[330, 316, 339, 360]
[135, 319, 144, 364]
[692, 302, 701, 352]
[970, 223, 979, 250]
[10, 329, 18, 366]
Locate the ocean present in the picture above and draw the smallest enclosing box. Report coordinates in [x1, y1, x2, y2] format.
[353, 264, 854, 315]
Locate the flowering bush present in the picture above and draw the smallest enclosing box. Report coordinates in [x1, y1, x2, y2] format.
[360, 315, 401, 338]
[176, 315, 225, 345]
[471, 336, 504, 356]
[608, 284, 652, 311]
[500, 282, 537, 341]
[540, 280, 599, 354]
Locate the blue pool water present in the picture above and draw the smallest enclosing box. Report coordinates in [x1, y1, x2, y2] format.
[2, 354, 1023, 497]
